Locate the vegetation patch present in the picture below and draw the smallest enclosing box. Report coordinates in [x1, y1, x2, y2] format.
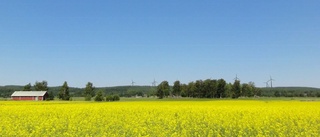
[1, 101, 320, 136]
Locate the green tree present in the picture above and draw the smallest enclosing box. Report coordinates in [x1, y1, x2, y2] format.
[94, 90, 105, 101]
[232, 80, 241, 98]
[23, 83, 32, 91]
[242, 82, 255, 97]
[217, 79, 226, 98]
[34, 81, 48, 91]
[113, 95, 120, 101]
[225, 83, 233, 98]
[203, 79, 217, 98]
[106, 95, 113, 101]
[247, 82, 259, 97]
[274, 90, 281, 97]
[187, 82, 196, 97]
[48, 91, 55, 100]
[180, 84, 188, 97]
[172, 80, 181, 97]
[156, 86, 164, 99]
[84, 82, 95, 101]
[164, 82, 170, 97]
[241, 83, 249, 97]
[194, 80, 203, 98]
[254, 88, 262, 96]
[58, 81, 70, 100]
[157, 81, 170, 99]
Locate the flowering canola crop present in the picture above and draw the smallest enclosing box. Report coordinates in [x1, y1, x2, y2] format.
[1, 100, 320, 136]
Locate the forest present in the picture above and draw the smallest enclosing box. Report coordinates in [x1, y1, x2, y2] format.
[1, 79, 320, 99]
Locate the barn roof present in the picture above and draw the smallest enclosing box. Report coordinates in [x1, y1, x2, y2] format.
[11, 91, 47, 97]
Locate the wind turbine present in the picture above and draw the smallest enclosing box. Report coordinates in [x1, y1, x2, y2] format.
[131, 80, 135, 86]
[152, 79, 157, 87]
[269, 76, 275, 88]
[264, 81, 269, 88]
[234, 74, 240, 81]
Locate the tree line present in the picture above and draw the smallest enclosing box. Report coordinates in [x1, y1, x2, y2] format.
[1, 80, 320, 99]
[21, 81, 119, 101]
[157, 79, 261, 99]
[0, 83, 151, 99]
[261, 87, 320, 97]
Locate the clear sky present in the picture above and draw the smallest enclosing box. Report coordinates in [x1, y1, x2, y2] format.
[1, 0, 319, 88]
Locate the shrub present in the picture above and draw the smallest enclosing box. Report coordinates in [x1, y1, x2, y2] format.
[85, 95, 92, 101]
[105, 95, 120, 102]
[106, 95, 113, 102]
[94, 91, 105, 101]
[113, 95, 120, 101]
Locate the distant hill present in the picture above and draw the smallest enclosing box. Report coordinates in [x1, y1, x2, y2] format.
[260, 87, 320, 91]
[259, 87, 320, 97]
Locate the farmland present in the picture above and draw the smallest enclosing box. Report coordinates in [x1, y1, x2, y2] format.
[1, 100, 320, 136]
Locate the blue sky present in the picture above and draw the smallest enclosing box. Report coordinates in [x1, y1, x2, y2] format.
[1, 0, 319, 88]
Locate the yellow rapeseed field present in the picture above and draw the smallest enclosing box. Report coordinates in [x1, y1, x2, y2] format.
[1, 100, 320, 136]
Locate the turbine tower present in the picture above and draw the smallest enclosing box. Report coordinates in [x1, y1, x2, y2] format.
[264, 81, 269, 88]
[152, 79, 157, 87]
[269, 76, 275, 88]
[131, 80, 135, 86]
[234, 74, 240, 81]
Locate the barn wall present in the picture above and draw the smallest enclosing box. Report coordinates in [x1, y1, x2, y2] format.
[12, 96, 34, 100]
[12, 97, 20, 100]
[12, 96, 44, 101]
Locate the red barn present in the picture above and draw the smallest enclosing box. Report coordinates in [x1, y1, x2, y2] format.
[11, 91, 48, 101]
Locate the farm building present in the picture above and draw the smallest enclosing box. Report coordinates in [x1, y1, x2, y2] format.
[11, 91, 48, 101]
